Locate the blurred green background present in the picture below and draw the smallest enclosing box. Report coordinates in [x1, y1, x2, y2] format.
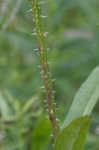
[0, 0, 99, 149]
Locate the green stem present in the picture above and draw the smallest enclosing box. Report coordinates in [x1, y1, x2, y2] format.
[29, 0, 59, 140]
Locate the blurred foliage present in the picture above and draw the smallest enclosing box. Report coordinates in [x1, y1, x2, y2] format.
[0, 0, 99, 149]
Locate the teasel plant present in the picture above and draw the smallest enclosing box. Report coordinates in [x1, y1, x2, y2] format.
[29, 0, 59, 141]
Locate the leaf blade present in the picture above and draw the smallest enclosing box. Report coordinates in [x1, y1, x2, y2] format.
[54, 116, 90, 150]
[32, 117, 52, 150]
[62, 66, 99, 128]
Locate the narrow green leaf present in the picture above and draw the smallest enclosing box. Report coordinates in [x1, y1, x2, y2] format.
[21, 95, 38, 114]
[32, 117, 52, 150]
[0, 93, 12, 121]
[54, 116, 90, 150]
[62, 66, 99, 128]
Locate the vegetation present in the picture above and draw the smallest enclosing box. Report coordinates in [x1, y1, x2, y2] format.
[0, 0, 99, 150]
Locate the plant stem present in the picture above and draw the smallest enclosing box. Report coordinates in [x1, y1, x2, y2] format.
[29, 0, 59, 140]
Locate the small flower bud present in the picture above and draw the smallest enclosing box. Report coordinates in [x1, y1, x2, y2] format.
[27, 9, 32, 13]
[44, 32, 48, 37]
[40, 86, 45, 89]
[33, 48, 38, 52]
[32, 32, 37, 36]
[41, 15, 47, 18]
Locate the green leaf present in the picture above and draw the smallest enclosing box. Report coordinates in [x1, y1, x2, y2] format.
[0, 92, 12, 121]
[21, 95, 38, 114]
[62, 66, 99, 128]
[32, 117, 52, 150]
[54, 116, 90, 150]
